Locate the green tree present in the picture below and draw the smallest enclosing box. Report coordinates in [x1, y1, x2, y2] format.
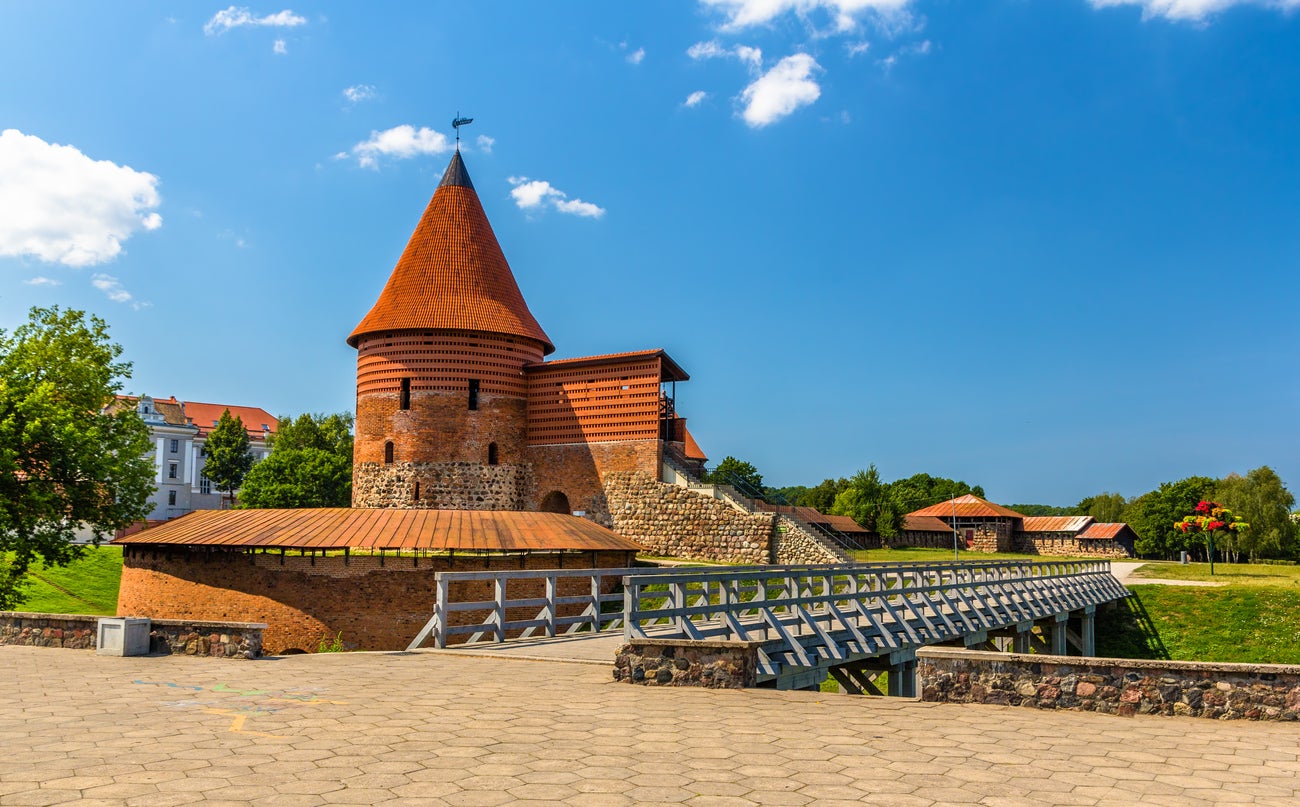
[0, 307, 154, 609]
[887, 473, 983, 515]
[1125, 476, 1217, 559]
[831, 466, 905, 538]
[1215, 467, 1297, 561]
[803, 478, 850, 513]
[203, 409, 253, 508]
[706, 456, 764, 495]
[239, 412, 354, 509]
[1076, 492, 1126, 523]
[1006, 504, 1074, 516]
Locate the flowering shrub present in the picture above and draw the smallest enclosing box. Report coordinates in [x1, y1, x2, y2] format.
[1175, 500, 1248, 574]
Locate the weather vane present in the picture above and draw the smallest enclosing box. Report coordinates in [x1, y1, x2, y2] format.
[452, 112, 474, 150]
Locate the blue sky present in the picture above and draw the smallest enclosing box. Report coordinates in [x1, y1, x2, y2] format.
[2, 1, 1298, 506]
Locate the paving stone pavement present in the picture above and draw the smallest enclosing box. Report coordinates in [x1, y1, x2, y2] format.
[2, 646, 1298, 807]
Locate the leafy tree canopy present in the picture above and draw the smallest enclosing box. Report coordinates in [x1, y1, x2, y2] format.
[887, 473, 984, 514]
[1006, 504, 1075, 517]
[830, 466, 906, 539]
[1215, 467, 1297, 561]
[706, 456, 764, 495]
[240, 412, 354, 509]
[1077, 492, 1127, 523]
[1125, 476, 1217, 558]
[0, 307, 154, 609]
[203, 409, 253, 507]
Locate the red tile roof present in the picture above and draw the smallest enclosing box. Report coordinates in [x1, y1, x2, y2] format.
[1020, 516, 1094, 533]
[182, 400, 278, 440]
[682, 425, 707, 461]
[348, 151, 553, 353]
[113, 508, 644, 552]
[526, 349, 689, 382]
[1079, 522, 1133, 540]
[904, 515, 955, 533]
[821, 514, 869, 534]
[908, 494, 1025, 519]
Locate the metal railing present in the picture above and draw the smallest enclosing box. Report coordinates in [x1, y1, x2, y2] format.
[621, 559, 1129, 680]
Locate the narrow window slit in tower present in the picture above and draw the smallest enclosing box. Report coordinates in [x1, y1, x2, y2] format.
[488, 443, 498, 466]
[468, 379, 479, 410]
[384, 441, 394, 464]
[400, 378, 411, 410]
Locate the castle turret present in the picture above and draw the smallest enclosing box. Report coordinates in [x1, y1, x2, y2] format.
[349, 151, 552, 509]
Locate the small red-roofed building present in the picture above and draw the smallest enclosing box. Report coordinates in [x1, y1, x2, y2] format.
[105, 394, 276, 519]
[901, 494, 1135, 557]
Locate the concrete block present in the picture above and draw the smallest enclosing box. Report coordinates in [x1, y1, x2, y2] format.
[96, 617, 151, 656]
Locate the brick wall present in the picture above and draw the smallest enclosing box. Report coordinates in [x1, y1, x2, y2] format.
[527, 441, 660, 523]
[118, 548, 633, 654]
[604, 471, 775, 564]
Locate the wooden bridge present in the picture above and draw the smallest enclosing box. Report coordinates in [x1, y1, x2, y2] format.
[407, 559, 1130, 694]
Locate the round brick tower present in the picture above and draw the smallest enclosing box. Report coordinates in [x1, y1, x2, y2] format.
[348, 151, 554, 509]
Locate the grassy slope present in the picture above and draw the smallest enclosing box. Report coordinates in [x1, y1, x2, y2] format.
[14, 546, 123, 616]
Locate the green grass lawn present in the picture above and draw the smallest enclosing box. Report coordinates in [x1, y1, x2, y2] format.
[1130, 560, 1300, 587]
[12, 545, 123, 616]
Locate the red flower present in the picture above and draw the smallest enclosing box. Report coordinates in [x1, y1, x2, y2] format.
[1206, 520, 1225, 531]
[1195, 501, 1213, 514]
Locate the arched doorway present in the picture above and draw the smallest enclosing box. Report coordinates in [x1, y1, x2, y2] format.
[539, 491, 570, 514]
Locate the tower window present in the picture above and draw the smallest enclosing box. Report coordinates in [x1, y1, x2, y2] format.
[468, 379, 479, 411]
[167, 490, 177, 506]
[384, 441, 394, 464]
[399, 377, 411, 410]
[413, 481, 420, 502]
[488, 443, 499, 466]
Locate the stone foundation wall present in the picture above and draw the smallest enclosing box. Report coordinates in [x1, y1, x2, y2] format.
[0, 612, 263, 658]
[1012, 533, 1133, 558]
[118, 547, 633, 654]
[614, 639, 761, 688]
[353, 460, 530, 509]
[604, 470, 775, 564]
[772, 516, 850, 564]
[917, 648, 1300, 720]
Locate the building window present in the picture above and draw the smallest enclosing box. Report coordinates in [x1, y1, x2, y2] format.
[488, 443, 499, 466]
[400, 378, 411, 410]
[384, 441, 394, 464]
[200, 475, 211, 495]
[169, 439, 179, 454]
[167, 490, 176, 506]
[168, 462, 178, 479]
[468, 379, 479, 411]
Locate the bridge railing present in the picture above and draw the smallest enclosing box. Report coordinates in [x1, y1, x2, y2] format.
[408, 558, 1127, 654]
[407, 561, 870, 650]
[621, 559, 1128, 678]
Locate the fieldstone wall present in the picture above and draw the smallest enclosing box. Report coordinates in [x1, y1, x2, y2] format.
[0, 613, 97, 649]
[918, 648, 1300, 720]
[353, 460, 530, 509]
[0, 612, 264, 658]
[604, 471, 775, 563]
[614, 639, 761, 688]
[1013, 533, 1133, 558]
[772, 516, 851, 564]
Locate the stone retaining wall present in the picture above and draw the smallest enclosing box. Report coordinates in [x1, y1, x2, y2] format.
[0, 612, 264, 658]
[614, 638, 761, 688]
[604, 471, 775, 564]
[917, 648, 1300, 720]
[772, 516, 850, 564]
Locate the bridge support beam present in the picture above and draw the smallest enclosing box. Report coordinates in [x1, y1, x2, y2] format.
[1014, 622, 1032, 654]
[1080, 606, 1096, 657]
[888, 649, 918, 698]
[1051, 614, 1069, 656]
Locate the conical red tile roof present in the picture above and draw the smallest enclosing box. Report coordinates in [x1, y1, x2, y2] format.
[348, 151, 554, 353]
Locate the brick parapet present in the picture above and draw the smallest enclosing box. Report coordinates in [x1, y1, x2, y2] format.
[917, 648, 1300, 720]
[604, 470, 774, 564]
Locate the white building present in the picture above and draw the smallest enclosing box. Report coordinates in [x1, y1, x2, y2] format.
[113, 395, 276, 520]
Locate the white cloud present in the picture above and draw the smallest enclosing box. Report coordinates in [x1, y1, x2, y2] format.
[343, 84, 377, 103]
[204, 6, 307, 35]
[688, 39, 763, 71]
[349, 125, 452, 169]
[476, 135, 495, 153]
[25, 276, 61, 286]
[0, 129, 162, 268]
[846, 40, 871, 56]
[91, 273, 149, 309]
[700, 0, 914, 33]
[739, 54, 822, 127]
[627, 47, 646, 64]
[273, 38, 287, 54]
[507, 177, 605, 219]
[1088, 0, 1299, 20]
[685, 90, 708, 107]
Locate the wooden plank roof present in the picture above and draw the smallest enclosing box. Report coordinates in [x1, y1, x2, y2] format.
[113, 508, 643, 552]
[908, 494, 1026, 519]
[1020, 516, 1094, 533]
